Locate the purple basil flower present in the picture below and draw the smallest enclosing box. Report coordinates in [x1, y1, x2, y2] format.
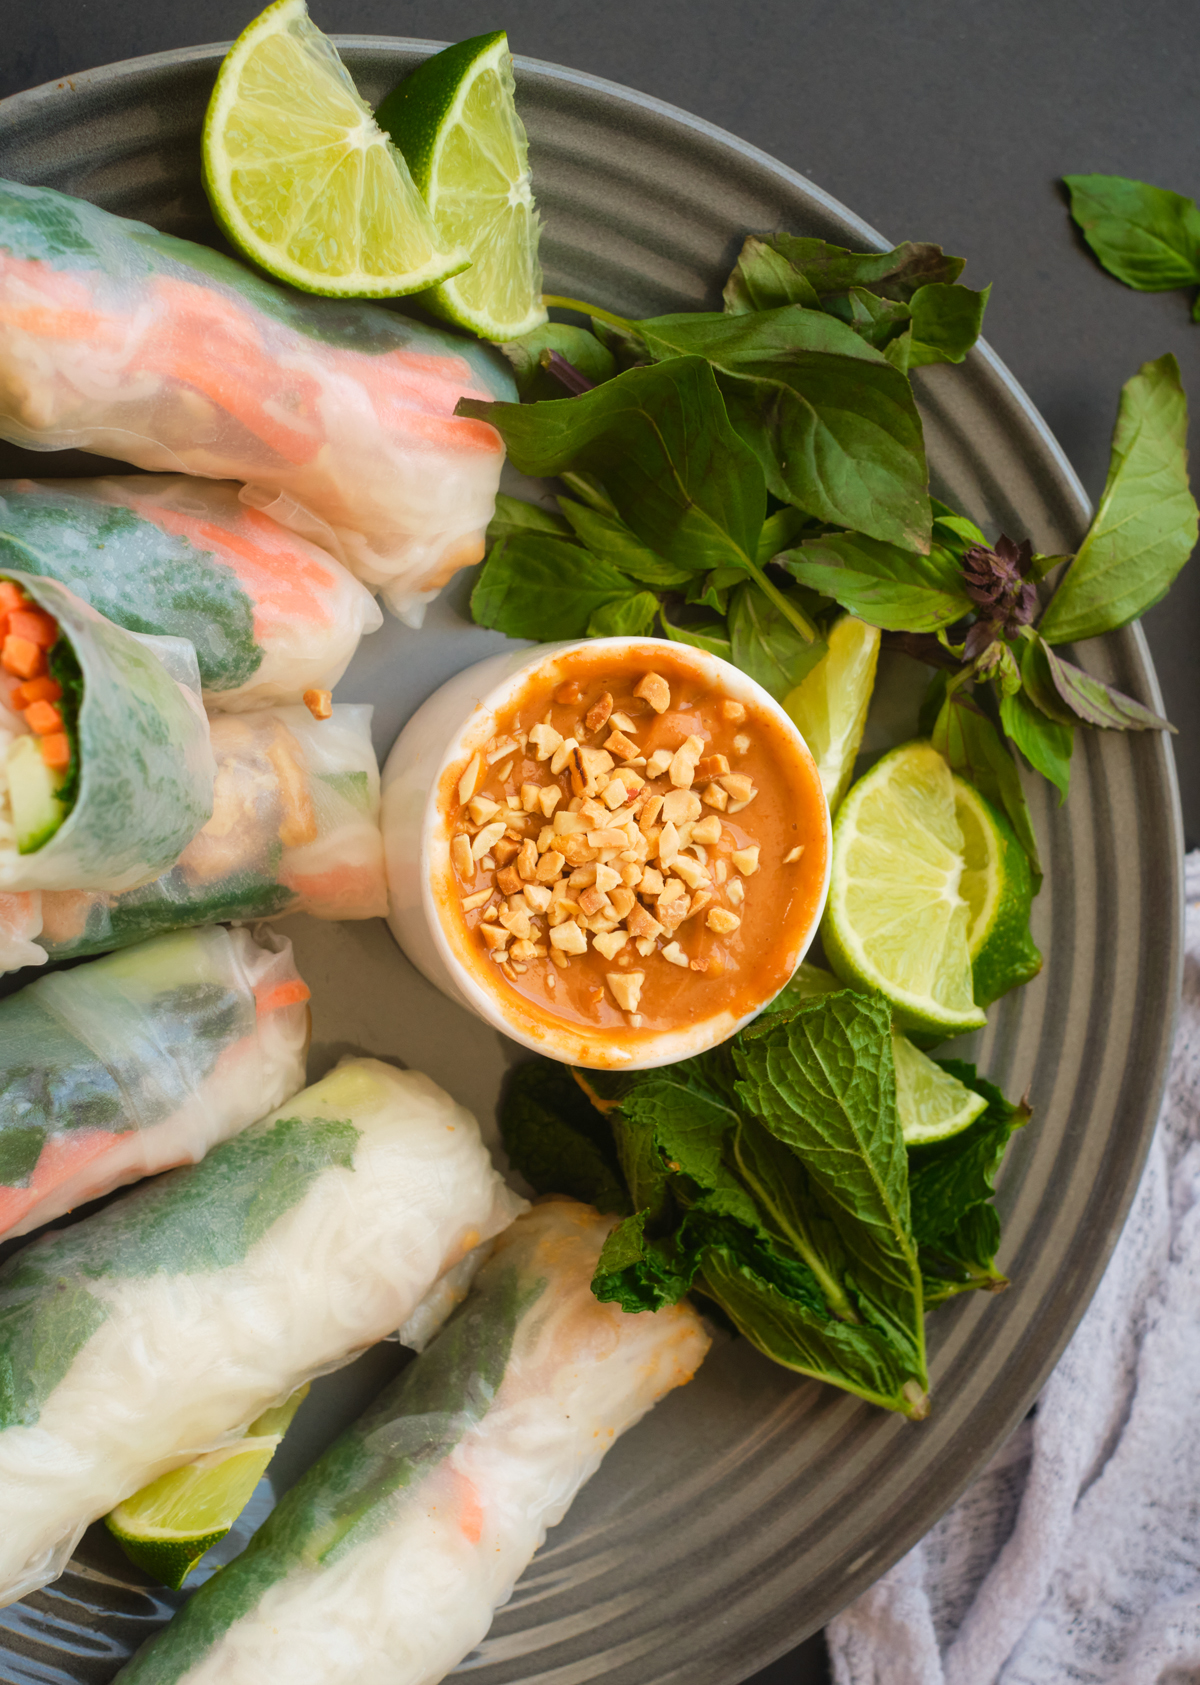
[961, 536, 1039, 633]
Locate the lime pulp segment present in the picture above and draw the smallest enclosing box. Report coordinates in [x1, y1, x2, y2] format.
[783, 614, 881, 815]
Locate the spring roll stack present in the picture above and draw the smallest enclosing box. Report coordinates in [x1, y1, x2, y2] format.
[0, 1057, 525, 1607]
[116, 1199, 711, 1685]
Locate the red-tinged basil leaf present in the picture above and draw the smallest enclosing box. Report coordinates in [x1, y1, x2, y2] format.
[1018, 632, 1077, 725]
[1000, 686, 1074, 801]
[723, 235, 821, 313]
[1064, 174, 1200, 293]
[1041, 640, 1175, 732]
[932, 690, 1042, 876]
[632, 306, 932, 553]
[780, 531, 972, 631]
[1039, 354, 1198, 645]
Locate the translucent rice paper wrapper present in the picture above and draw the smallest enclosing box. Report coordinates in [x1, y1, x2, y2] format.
[0, 477, 383, 709]
[0, 1056, 526, 1609]
[24, 703, 385, 967]
[0, 571, 214, 892]
[0, 923, 310, 1241]
[0, 179, 517, 625]
[115, 1199, 711, 1685]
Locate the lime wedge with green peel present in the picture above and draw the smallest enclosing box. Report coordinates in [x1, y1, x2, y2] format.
[105, 1384, 309, 1589]
[954, 776, 1043, 1007]
[203, 0, 467, 297]
[892, 1030, 988, 1143]
[376, 32, 547, 340]
[783, 615, 880, 815]
[822, 740, 988, 1040]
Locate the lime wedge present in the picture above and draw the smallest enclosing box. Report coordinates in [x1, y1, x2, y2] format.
[203, 0, 467, 297]
[376, 32, 547, 340]
[105, 1384, 309, 1589]
[954, 777, 1043, 1007]
[822, 741, 988, 1039]
[892, 1030, 988, 1144]
[783, 615, 880, 815]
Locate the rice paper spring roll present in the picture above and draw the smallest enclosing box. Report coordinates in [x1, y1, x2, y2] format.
[0, 570, 213, 891]
[0, 477, 382, 710]
[23, 703, 384, 967]
[0, 1056, 525, 1607]
[0, 924, 310, 1242]
[115, 1199, 711, 1685]
[0, 178, 517, 625]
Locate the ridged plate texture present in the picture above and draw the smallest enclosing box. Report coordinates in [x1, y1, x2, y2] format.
[0, 40, 1184, 1685]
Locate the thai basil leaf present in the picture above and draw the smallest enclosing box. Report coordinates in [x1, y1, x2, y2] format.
[1040, 638, 1174, 731]
[728, 582, 829, 702]
[659, 605, 733, 659]
[725, 232, 964, 304]
[501, 321, 616, 400]
[459, 359, 767, 581]
[587, 591, 660, 636]
[780, 531, 972, 631]
[633, 307, 931, 551]
[932, 690, 1041, 875]
[1064, 174, 1200, 293]
[905, 281, 991, 367]
[756, 505, 812, 563]
[723, 235, 822, 313]
[470, 534, 639, 640]
[1019, 631, 1077, 724]
[733, 992, 926, 1383]
[486, 493, 572, 542]
[1039, 355, 1198, 644]
[1000, 685, 1074, 801]
[557, 498, 692, 587]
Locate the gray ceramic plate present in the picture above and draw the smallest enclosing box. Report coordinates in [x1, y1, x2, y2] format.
[0, 39, 1184, 1685]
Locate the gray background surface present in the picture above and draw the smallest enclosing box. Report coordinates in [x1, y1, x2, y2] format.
[3, 2, 1198, 1679]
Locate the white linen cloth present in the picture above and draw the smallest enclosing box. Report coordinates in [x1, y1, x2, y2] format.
[827, 850, 1200, 1685]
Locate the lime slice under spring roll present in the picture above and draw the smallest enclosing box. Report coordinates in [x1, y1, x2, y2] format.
[0, 924, 311, 1241]
[0, 1056, 525, 1608]
[115, 1199, 710, 1685]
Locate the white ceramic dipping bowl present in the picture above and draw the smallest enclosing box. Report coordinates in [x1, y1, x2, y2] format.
[382, 638, 831, 1070]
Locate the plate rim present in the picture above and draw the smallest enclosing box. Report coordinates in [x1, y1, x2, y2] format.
[0, 36, 1186, 1672]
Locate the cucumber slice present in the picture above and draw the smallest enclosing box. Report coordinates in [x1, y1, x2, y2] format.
[7, 733, 67, 854]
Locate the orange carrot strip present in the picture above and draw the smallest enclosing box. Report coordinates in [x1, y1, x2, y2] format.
[12, 676, 61, 708]
[2, 636, 45, 679]
[254, 979, 312, 1015]
[0, 581, 27, 614]
[9, 609, 58, 649]
[39, 733, 70, 771]
[0, 1129, 125, 1234]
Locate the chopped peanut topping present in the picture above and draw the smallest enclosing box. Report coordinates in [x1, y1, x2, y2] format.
[550, 919, 588, 955]
[451, 834, 474, 878]
[585, 692, 614, 734]
[605, 729, 639, 761]
[662, 942, 689, 968]
[303, 687, 332, 721]
[536, 849, 565, 882]
[634, 671, 671, 713]
[458, 754, 481, 804]
[732, 846, 761, 876]
[783, 844, 806, 864]
[669, 735, 705, 788]
[722, 700, 746, 723]
[607, 969, 644, 1011]
[706, 907, 742, 935]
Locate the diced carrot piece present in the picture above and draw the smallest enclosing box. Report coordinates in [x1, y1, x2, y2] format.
[39, 733, 70, 771]
[302, 688, 332, 721]
[11, 676, 61, 708]
[8, 609, 58, 648]
[0, 581, 28, 615]
[24, 700, 62, 735]
[2, 636, 45, 679]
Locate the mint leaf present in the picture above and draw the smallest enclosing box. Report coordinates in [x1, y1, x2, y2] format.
[1039, 355, 1198, 645]
[469, 533, 639, 640]
[733, 991, 926, 1383]
[910, 1063, 1030, 1302]
[499, 1062, 629, 1215]
[1064, 174, 1200, 293]
[781, 530, 972, 631]
[634, 307, 931, 552]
